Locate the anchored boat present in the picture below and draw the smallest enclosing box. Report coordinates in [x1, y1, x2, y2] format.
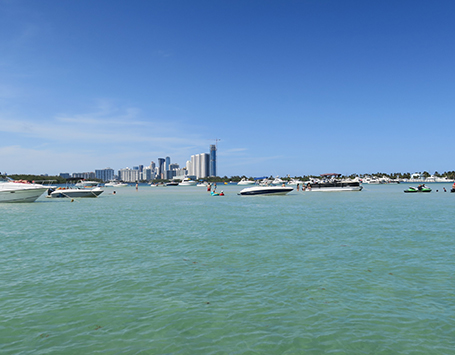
[304, 174, 363, 192]
[0, 176, 51, 203]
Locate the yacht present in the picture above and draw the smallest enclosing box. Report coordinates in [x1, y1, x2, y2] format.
[0, 176, 50, 203]
[179, 178, 198, 186]
[304, 174, 363, 192]
[287, 178, 304, 186]
[105, 180, 128, 187]
[237, 178, 255, 186]
[271, 176, 286, 186]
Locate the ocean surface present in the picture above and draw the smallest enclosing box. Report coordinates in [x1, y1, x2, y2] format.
[1, 183, 454, 354]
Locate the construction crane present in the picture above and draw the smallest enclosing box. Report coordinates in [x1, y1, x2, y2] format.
[211, 138, 221, 149]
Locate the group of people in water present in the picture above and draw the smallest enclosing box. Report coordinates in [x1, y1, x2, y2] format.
[295, 183, 311, 191]
[207, 183, 224, 196]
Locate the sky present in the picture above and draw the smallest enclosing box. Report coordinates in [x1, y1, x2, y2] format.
[1, 0, 454, 178]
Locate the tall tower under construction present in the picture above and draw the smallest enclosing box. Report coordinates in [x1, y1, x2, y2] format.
[209, 144, 217, 177]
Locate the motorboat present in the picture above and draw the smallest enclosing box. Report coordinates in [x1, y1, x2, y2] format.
[0, 176, 50, 202]
[287, 178, 304, 186]
[239, 185, 293, 195]
[165, 181, 180, 186]
[75, 180, 100, 187]
[47, 186, 104, 198]
[179, 178, 197, 186]
[237, 178, 255, 186]
[303, 174, 363, 192]
[105, 180, 128, 187]
[404, 185, 431, 193]
[271, 176, 286, 186]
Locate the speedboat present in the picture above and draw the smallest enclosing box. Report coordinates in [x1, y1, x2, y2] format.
[105, 180, 128, 187]
[237, 178, 255, 186]
[404, 185, 431, 193]
[239, 185, 293, 195]
[179, 178, 197, 186]
[0, 176, 50, 202]
[47, 186, 104, 198]
[75, 180, 100, 187]
[238, 179, 293, 195]
[165, 181, 179, 186]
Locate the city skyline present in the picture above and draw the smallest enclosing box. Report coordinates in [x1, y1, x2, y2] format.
[54, 144, 218, 182]
[1, 1, 455, 177]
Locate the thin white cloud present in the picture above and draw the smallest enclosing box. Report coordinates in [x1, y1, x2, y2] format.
[0, 102, 203, 147]
[0, 101, 215, 174]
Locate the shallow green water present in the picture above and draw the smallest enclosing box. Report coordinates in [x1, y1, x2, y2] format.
[1, 184, 454, 354]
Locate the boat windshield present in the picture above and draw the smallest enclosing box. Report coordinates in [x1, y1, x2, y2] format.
[0, 176, 14, 183]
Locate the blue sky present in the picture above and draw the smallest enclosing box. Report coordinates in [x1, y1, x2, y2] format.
[1, 0, 454, 177]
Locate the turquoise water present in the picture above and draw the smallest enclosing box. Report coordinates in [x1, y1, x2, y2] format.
[1, 184, 454, 354]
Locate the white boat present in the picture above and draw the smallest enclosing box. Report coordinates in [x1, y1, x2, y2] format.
[287, 178, 304, 186]
[179, 178, 197, 186]
[304, 174, 363, 192]
[239, 185, 293, 195]
[0, 176, 50, 203]
[165, 181, 180, 186]
[105, 181, 128, 187]
[271, 176, 286, 186]
[75, 180, 100, 187]
[47, 186, 104, 198]
[237, 178, 255, 186]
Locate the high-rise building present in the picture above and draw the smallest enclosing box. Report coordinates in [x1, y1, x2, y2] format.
[157, 158, 165, 179]
[72, 172, 96, 180]
[118, 168, 139, 182]
[142, 167, 154, 181]
[95, 168, 114, 182]
[201, 153, 209, 178]
[210, 144, 217, 177]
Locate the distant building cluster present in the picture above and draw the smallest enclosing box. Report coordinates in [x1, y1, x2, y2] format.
[186, 145, 217, 179]
[59, 144, 217, 183]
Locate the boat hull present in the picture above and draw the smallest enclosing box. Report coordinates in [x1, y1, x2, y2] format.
[239, 186, 293, 195]
[0, 187, 48, 202]
[48, 188, 104, 198]
[179, 182, 197, 186]
[305, 182, 363, 192]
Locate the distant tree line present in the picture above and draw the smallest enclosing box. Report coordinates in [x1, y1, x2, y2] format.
[2, 174, 104, 184]
[5, 171, 455, 185]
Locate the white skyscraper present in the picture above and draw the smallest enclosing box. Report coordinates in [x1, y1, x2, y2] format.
[201, 153, 209, 178]
[195, 154, 201, 179]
